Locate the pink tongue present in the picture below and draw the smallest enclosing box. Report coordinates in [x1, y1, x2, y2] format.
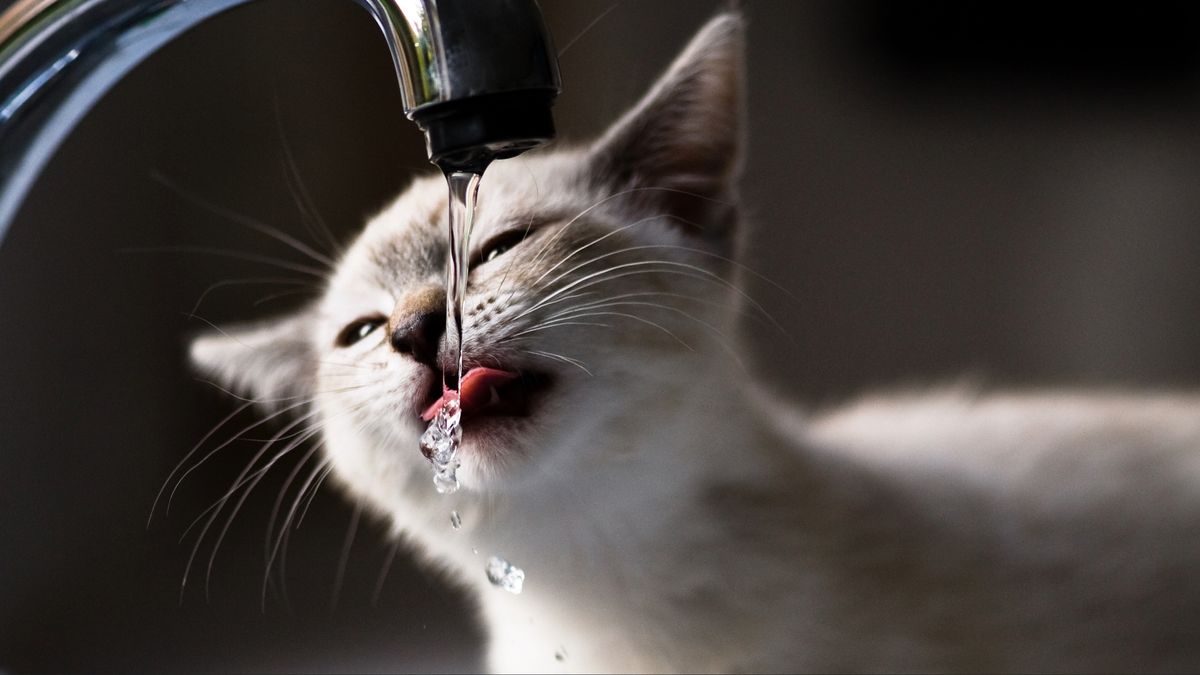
[421, 367, 520, 421]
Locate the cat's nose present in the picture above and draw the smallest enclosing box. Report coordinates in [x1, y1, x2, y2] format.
[391, 310, 445, 366]
[390, 287, 445, 367]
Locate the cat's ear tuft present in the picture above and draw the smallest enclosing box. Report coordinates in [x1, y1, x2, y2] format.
[587, 12, 745, 241]
[189, 312, 315, 409]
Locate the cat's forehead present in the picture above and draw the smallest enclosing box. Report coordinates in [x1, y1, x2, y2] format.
[330, 150, 592, 289]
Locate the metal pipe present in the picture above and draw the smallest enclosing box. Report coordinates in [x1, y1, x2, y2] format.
[0, 0, 561, 243]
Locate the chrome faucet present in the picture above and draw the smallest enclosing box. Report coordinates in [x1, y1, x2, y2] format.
[0, 0, 561, 243]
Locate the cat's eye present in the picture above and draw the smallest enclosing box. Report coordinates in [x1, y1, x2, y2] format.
[335, 315, 387, 348]
[476, 228, 531, 265]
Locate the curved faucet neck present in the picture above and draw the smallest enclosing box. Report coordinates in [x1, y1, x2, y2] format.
[0, 0, 560, 241]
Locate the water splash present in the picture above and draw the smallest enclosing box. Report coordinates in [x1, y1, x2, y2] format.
[486, 556, 525, 594]
[420, 393, 462, 493]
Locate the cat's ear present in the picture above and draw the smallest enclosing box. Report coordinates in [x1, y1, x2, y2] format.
[189, 311, 316, 409]
[586, 12, 745, 242]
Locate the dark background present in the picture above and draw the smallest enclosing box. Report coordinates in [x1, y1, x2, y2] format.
[3, 1, 1200, 671]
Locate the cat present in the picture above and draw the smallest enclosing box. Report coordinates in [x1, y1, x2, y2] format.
[190, 12, 1200, 673]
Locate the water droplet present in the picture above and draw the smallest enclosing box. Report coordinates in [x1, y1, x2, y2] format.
[450, 510, 462, 530]
[485, 556, 525, 594]
[433, 462, 460, 494]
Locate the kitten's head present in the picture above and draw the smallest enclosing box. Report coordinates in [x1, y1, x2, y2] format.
[191, 14, 745, 496]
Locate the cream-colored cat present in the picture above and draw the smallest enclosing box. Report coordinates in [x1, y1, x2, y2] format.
[191, 13, 1200, 673]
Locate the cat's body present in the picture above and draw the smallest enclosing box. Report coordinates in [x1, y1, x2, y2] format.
[348, 375, 1200, 672]
[191, 13, 1200, 673]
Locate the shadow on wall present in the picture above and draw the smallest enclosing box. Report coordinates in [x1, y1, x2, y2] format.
[2, 0, 1200, 671]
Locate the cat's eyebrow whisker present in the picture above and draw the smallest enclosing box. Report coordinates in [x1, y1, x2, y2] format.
[190, 277, 316, 315]
[557, 1, 620, 57]
[520, 348, 595, 376]
[120, 245, 329, 279]
[273, 97, 343, 257]
[494, 211, 539, 301]
[151, 170, 337, 269]
[253, 287, 321, 307]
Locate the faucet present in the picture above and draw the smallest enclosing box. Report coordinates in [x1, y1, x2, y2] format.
[0, 0, 561, 244]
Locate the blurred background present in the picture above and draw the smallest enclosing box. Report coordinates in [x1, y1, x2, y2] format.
[3, 0, 1200, 671]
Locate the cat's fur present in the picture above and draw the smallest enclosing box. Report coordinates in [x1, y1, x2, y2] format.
[191, 13, 1200, 673]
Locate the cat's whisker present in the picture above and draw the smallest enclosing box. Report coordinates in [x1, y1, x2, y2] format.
[276, 458, 335, 606]
[190, 277, 315, 315]
[330, 501, 364, 611]
[200, 426, 329, 603]
[165, 397, 315, 519]
[530, 214, 682, 290]
[177, 409, 325, 543]
[509, 260, 693, 323]
[520, 348, 595, 376]
[261, 441, 324, 609]
[167, 378, 384, 514]
[294, 463, 335, 530]
[149, 399, 255, 526]
[502, 320, 614, 340]
[552, 300, 747, 372]
[641, 243, 799, 303]
[552, 310, 694, 350]
[151, 171, 337, 269]
[563, 247, 795, 340]
[526, 185, 733, 272]
[508, 309, 693, 351]
[122, 244, 328, 277]
[195, 394, 373, 603]
[520, 259, 788, 337]
[371, 536, 404, 607]
[179, 409, 322, 601]
[538, 289, 759, 326]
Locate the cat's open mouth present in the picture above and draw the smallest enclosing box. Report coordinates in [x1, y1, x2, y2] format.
[419, 367, 552, 424]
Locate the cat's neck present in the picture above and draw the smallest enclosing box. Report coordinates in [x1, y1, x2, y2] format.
[455, 352, 789, 669]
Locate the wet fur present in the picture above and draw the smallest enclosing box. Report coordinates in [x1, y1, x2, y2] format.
[190, 13, 1200, 673]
